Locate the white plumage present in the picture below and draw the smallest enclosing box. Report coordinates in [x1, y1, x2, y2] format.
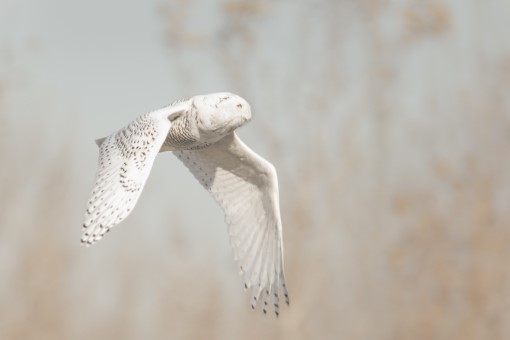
[82, 92, 289, 316]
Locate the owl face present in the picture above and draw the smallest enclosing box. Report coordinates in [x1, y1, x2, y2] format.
[192, 92, 252, 137]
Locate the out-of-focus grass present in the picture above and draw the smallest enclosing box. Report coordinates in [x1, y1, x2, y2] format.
[0, 120, 73, 339]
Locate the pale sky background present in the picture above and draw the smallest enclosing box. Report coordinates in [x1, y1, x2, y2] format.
[1, 1, 510, 339]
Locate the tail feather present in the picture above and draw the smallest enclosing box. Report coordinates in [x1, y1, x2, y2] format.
[95, 137, 107, 147]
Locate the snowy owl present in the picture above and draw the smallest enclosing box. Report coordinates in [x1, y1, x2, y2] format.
[82, 92, 289, 316]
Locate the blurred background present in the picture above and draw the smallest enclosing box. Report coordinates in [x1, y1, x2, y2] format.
[1, 0, 509, 339]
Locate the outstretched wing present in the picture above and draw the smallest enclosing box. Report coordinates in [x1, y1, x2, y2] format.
[174, 133, 289, 316]
[82, 106, 186, 245]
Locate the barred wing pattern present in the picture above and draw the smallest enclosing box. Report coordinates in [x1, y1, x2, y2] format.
[174, 133, 289, 316]
[82, 111, 175, 245]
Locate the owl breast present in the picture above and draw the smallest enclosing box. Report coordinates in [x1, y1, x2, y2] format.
[163, 110, 200, 149]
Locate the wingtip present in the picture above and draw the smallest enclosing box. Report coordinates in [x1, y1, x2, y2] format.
[79, 239, 91, 248]
[80, 231, 97, 247]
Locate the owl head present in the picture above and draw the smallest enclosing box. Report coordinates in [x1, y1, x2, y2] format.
[191, 92, 252, 138]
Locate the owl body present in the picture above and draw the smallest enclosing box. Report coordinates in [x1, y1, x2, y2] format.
[83, 92, 288, 316]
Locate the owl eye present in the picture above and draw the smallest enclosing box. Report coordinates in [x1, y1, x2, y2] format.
[237, 103, 243, 109]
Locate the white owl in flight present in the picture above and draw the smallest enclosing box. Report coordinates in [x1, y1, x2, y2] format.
[82, 92, 289, 316]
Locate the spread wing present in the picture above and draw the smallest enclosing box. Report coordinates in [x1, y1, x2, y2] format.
[174, 132, 289, 316]
[82, 106, 186, 245]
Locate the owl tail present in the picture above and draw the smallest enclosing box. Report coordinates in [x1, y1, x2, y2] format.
[95, 137, 107, 147]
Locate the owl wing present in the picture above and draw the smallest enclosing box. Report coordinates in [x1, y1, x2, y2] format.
[82, 105, 187, 245]
[174, 132, 289, 316]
